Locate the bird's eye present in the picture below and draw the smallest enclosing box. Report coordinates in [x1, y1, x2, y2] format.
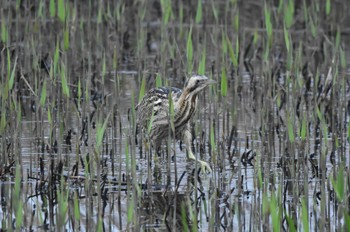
[196, 80, 199, 85]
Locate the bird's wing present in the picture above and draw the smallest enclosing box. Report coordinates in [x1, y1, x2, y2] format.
[136, 87, 182, 127]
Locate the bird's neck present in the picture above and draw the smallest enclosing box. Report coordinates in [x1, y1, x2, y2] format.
[177, 88, 198, 110]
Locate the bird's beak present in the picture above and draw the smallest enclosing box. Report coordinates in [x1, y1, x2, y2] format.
[207, 79, 216, 85]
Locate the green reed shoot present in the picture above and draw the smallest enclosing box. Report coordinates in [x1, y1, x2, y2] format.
[301, 197, 309, 232]
[181, 202, 189, 232]
[264, 3, 272, 44]
[97, 216, 103, 232]
[1, 18, 8, 43]
[187, 201, 198, 232]
[138, 76, 146, 103]
[178, 2, 184, 38]
[211, 0, 218, 23]
[300, 112, 307, 140]
[284, 0, 294, 29]
[60, 63, 70, 97]
[285, 211, 296, 232]
[309, 15, 317, 38]
[0, 107, 6, 132]
[340, 48, 346, 69]
[73, 192, 80, 220]
[331, 164, 345, 201]
[160, 0, 172, 25]
[50, 0, 56, 17]
[345, 213, 350, 231]
[195, 0, 202, 24]
[155, 73, 162, 87]
[97, 2, 102, 23]
[221, 67, 227, 97]
[63, 26, 70, 50]
[325, 0, 331, 15]
[253, 30, 259, 46]
[198, 46, 206, 75]
[37, 0, 44, 18]
[53, 41, 60, 78]
[58, 0, 66, 22]
[127, 195, 134, 225]
[147, 110, 155, 134]
[226, 34, 238, 68]
[168, 93, 175, 134]
[40, 79, 47, 106]
[186, 26, 193, 74]
[9, 56, 17, 91]
[96, 113, 110, 150]
[283, 24, 290, 53]
[57, 180, 69, 229]
[234, 13, 239, 32]
[14, 165, 23, 229]
[270, 193, 281, 232]
[48, 107, 53, 126]
[277, 0, 283, 13]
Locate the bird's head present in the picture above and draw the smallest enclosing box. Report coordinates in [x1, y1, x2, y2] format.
[185, 75, 216, 96]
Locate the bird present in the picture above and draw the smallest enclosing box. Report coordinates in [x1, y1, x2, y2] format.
[135, 75, 215, 173]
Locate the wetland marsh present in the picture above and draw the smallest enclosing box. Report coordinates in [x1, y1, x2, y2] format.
[0, 0, 350, 231]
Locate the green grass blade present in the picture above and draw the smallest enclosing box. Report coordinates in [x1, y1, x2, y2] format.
[58, 0, 66, 22]
[221, 67, 227, 97]
[344, 213, 350, 231]
[271, 194, 280, 232]
[60, 63, 70, 97]
[50, 0, 56, 17]
[198, 45, 206, 75]
[186, 26, 193, 73]
[74, 192, 80, 220]
[284, 24, 290, 52]
[300, 112, 307, 140]
[331, 164, 345, 200]
[40, 79, 47, 106]
[1, 18, 8, 43]
[155, 73, 162, 87]
[325, 0, 331, 15]
[9, 57, 17, 91]
[138, 76, 146, 103]
[226, 34, 238, 68]
[301, 197, 309, 232]
[181, 203, 189, 232]
[195, 0, 202, 24]
[284, 0, 294, 28]
[96, 113, 111, 149]
[147, 109, 155, 134]
[63, 27, 70, 50]
[287, 115, 295, 143]
[264, 3, 272, 41]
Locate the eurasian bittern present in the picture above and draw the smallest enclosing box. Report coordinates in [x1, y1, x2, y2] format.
[136, 75, 215, 173]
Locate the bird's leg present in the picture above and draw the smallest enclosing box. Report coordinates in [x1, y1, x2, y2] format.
[183, 128, 212, 173]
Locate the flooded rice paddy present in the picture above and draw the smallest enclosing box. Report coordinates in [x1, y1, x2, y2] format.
[1, 0, 350, 231]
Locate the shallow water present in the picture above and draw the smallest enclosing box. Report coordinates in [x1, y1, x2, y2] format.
[1, 1, 350, 231]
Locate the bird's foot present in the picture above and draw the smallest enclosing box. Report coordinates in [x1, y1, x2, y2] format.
[198, 160, 212, 174]
[188, 151, 212, 173]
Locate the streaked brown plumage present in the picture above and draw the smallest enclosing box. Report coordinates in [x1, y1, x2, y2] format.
[136, 75, 215, 173]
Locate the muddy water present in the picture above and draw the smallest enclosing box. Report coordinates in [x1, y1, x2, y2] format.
[1, 1, 350, 231]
